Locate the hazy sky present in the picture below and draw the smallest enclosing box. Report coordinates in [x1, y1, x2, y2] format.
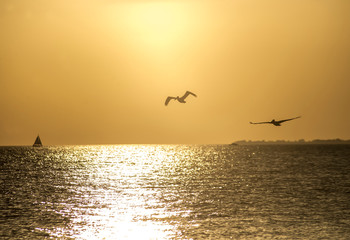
[1, 0, 349, 145]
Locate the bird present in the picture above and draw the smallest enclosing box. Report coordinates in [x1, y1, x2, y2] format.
[165, 91, 197, 106]
[250, 116, 301, 126]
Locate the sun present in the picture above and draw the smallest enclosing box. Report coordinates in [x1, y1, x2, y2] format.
[105, 1, 198, 90]
[119, 1, 191, 56]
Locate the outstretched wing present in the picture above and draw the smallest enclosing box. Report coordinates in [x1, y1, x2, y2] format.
[277, 116, 301, 124]
[165, 96, 176, 106]
[182, 91, 197, 99]
[250, 121, 272, 125]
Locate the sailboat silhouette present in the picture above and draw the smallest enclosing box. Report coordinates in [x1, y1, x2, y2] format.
[33, 135, 43, 147]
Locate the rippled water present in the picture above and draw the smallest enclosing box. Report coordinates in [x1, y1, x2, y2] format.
[1, 144, 350, 239]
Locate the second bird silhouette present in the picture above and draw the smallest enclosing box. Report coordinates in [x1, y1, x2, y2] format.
[250, 116, 301, 126]
[165, 91, 197, 106]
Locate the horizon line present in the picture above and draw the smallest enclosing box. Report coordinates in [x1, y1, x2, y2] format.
[1, 138, 350, 147]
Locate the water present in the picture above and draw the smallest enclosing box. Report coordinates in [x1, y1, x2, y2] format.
[1, 144, 350, 239]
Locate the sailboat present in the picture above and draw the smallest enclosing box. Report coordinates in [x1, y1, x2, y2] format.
[33, 135, 43, 147]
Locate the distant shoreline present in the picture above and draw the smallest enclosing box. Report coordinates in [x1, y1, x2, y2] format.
[1, 139, 350, 147]
[232, 139, 350, 145]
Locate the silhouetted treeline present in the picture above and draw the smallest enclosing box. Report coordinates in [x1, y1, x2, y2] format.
[233, 139, 350, 145]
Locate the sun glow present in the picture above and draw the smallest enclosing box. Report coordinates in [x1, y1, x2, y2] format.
[116, 1, 194, 66]
[103, 1, 201, 94]
[125, 2, 190, 47]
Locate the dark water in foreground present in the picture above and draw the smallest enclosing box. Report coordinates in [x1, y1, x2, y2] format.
[1, 144, 350, 239]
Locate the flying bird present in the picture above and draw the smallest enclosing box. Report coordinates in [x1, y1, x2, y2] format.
[250, 116, 301, 126]
[165, 91, 197, 106]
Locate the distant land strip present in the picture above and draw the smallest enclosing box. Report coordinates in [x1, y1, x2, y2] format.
[232, 139, 350, 145]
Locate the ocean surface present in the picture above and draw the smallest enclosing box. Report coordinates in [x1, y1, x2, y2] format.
[1, 144, 350, 239]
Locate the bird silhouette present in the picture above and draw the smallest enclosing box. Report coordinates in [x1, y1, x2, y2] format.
[165, 91, 197, 106]
[250, 116, 301, 126]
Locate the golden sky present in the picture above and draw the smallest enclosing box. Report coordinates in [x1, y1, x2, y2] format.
[1, 0, 349, 145]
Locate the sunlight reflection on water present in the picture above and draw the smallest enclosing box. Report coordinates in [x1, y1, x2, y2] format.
[2, 144, 350, 239]
[50, 145, 191, 239]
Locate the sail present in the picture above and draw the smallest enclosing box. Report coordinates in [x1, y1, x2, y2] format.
[33, 135, 42, 147]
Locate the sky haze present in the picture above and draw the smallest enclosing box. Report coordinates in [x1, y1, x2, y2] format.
[1, 0, 350, 145]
